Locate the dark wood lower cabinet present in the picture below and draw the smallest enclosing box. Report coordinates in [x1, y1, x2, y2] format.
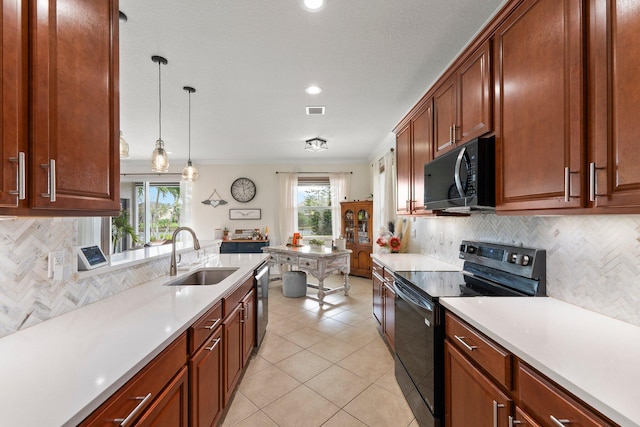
[372, 263, 384, 325]
[444, 341, 512, 427]
[223, 303, 243, 406]
[382, 282, 395, 350]
[242, 289, 256, 367]
[136, 366, 189, 427]
[189, 328, 223, 427]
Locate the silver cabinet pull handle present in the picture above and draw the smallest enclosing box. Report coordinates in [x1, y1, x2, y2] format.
[449, 125, 453, 145]
[493, 400, 505, 427]
[564, 167, 570, 202]
[509, 415, 523, 427]
[205, 337, 221, 351]
[589, 162, 596, 202]
[454, 334, 477, 351]
[452, 123, 457, 144]
[203, 318, 221, 330]
[550, 415, 571, 427]
[41, 159, 56, 201]
[240, 307, 245, 323]
[113, 393, 152, 426]
[8, 152, 26, 200]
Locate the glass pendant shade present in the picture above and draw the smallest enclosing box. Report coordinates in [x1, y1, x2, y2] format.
[151, 139, 169, 172]
[119, 131, 129, 158]
[182, 86, 198, 182]
[182, 160, 199, 182]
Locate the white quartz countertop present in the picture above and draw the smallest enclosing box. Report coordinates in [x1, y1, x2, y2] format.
[440, 297, 640, 426]
[0, 253, 268, 427]
[371, 253, 461, 272]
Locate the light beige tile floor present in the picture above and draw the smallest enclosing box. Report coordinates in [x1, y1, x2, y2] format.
[221, 274, 416, 427]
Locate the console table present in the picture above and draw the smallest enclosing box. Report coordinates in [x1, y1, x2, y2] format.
[262, 245, 351, 307]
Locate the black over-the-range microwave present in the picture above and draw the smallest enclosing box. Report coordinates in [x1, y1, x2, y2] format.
[423, 135, 495, 212]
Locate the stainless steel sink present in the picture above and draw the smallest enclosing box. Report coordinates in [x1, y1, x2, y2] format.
[165, 268, 239, 286]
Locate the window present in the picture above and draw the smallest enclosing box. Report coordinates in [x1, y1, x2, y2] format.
[134, 182, 182, 244]
[297, 177, 332, 238]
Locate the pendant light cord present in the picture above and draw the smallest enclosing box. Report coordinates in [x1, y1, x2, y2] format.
[158, 61, 162, 141]
[188, 90, 191, 161]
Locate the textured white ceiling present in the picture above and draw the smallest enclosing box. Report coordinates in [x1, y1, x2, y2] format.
[119, 0, 507, 165]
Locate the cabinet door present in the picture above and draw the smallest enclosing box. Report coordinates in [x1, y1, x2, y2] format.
[458, 41, 492, 143]
[396, 124, 411, 214]
[372, 266, 383, 325]
[495, 0, 584, 211]
[589, 0, 640, 208]
[433, 75, 458, 157]
[223, 303, 243, 406]
[411, 100, 433, 212]
[30, 0, 119, 213]
[189, 328, 223, 427]
[241, 288, 255, 366]
[382, 282, 395, 350]
[0, 0, 26, 208]
[136, 366, 189, 427]
[445, 341, 512, 427]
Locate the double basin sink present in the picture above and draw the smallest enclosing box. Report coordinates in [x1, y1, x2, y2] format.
[165, 267, 239, 286]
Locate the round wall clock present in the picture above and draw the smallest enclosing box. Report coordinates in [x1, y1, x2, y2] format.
[230, 177, 256, 203]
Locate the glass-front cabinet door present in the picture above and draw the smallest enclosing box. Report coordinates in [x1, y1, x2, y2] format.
[344, 209, 355, 243]
[357, 209, 370, 244]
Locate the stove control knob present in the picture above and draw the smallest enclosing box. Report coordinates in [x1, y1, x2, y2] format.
[461, 244, 476, 254]
[521, 255, 531, 266]
[513, 253, 531, 266]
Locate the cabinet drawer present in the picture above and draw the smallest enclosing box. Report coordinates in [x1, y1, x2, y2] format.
[80, 333, 187, 426]
[517, 362, 615, 427]
[223, 275, 254, 318]
[298, 256, 318, 269]
[189, 301, 223, 354]
[372, 261, 383, 276]
[278, 253, 298, 264]
[445, 312, 512, 389]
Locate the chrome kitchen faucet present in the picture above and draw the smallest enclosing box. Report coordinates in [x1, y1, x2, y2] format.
[170, 227, 201, 276]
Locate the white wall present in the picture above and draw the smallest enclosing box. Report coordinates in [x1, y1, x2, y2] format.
[122, 161, 373, 244]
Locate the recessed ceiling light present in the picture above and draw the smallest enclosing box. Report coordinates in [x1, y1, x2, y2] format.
[305, 85, 322, 95]
[303, 0, 325, 11]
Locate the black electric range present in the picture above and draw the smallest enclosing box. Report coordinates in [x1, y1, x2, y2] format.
[393, 240, 546, 427]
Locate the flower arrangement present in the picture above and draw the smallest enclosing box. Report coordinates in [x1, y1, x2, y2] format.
[376, 220, 408, 253]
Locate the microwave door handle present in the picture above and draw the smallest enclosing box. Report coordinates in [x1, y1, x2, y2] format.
[454, 147, 467, 197]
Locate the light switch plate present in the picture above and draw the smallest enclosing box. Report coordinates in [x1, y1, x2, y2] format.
[48, 251, 64, 278]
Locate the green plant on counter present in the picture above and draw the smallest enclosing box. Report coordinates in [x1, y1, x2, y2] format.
[308, 238, 325, 246]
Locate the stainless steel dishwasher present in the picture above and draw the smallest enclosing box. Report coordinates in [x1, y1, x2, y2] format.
[254, 261, 269, 347]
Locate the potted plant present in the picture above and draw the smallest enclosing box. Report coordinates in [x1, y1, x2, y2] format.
[111, 209, 139, 253]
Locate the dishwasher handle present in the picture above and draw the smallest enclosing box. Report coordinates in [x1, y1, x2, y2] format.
[255, 264, 269, 281]
[393, 281, 434, 313]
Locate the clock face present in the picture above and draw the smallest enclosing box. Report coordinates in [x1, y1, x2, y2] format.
[230, 177, 256, 203]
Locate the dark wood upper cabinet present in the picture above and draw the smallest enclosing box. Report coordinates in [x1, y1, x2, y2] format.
[29, 0, 120, 214]
[395, 123, 412, 214]
[433, 75, 458, 157]
[410, 101, 433, 212]
[0, 0, 27, 208]
[434, 40, 492, 159]
[588, 0, 640, 208]
[0, 0, 120, 216]
[458, 41, 492, 143]
[494, 0, 585, 211]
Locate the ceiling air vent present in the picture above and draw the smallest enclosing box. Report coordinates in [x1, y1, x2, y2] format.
[306, 106, 325, 115]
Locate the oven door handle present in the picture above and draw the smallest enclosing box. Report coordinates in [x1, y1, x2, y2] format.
[393, 281, 433, 313]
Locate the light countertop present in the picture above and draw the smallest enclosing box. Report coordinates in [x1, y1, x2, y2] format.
[0, 252, 268, 427]
[441, 297, 640, 426]
[371, 253, 461, 272]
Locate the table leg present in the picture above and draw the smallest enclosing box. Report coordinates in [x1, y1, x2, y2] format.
[344, 273, 350, 296]
[317, 277, 325, 307]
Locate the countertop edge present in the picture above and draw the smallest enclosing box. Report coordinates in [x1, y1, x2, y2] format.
[440, 297, 636, 427]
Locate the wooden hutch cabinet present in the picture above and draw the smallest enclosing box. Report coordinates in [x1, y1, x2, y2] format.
[341, 201, 373, 278]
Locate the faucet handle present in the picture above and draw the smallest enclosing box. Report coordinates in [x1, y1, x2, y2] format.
[194, 238, 201, 250]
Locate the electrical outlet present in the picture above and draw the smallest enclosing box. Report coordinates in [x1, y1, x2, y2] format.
[48, 251, 64, 278]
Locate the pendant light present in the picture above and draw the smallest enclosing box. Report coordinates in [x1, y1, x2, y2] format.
[181, 86, 199, 182]
[150, 55, 169, 172]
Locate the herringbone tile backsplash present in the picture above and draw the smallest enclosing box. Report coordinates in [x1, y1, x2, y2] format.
[408, 214, 640, 326]
[0, 215, 639, 338]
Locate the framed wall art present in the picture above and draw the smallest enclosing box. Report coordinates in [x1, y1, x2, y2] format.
[229, 208, 261, 220]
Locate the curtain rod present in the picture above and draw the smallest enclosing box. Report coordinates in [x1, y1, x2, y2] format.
[275, 171, 352, 174]
[121, 173, 182, 176]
